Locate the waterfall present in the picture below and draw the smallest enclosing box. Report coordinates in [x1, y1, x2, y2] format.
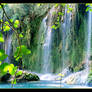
[37, 6, 61, 74]
[42, 7, 56, 73]
[5, 30, 12, 63]
[61, 9, 92, 85]
[85, 10, 92, 71]
[61, 4, 72, 72]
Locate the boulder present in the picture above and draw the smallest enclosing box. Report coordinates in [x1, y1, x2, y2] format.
[16, 72, 40, 82]
[0, 71, 40, 83]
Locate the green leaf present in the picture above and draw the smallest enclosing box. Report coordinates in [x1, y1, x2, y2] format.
[1, 3, 7, 6]
[37, 4, 41, 6]
[16, 70, 22, 76]
[3, 64, 14, 74]
[14, 45, 31, 60]
[0, 62, 9, 74]
[5, 21, 9, 25]
[4, 25, 10, 31]
[11, 78, 16, 84]
[0, 49, 8, 61]
[86, 3, 90, 6]
[11, 66, 17, 75]
[0, 19, 3, 22]
[58, 12, 64, 16]
[68, 7, 73, 11]
[0, 61, 2, 65]
[86, 7, 90, 12]
[14, 20, 20, 28]
[0, 32, 4, 42]
[90, 8, 92, 11]
[9, 19, 13, 23]
[67, 10, 70, 13]
[19, 34, 23, 38]
[61, 4, 65, 7]
[51, 25, 56, 29]
[55, 4, 59, 8]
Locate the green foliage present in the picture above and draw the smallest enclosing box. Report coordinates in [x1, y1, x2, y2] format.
[37, 4, 41, 7]
[3, 25, 10, 32]
[67, 5, 73, 13]
[19, 33, 23, 38]
[0, 49, 8, 61]
[14, 20, 20, 28]
[55, 4, 59, 8]
[51, 25, 57, 29]
[85, 3, 92, 12]
[11, 78, 16, 85]
[0, 63, 18, 76]
[0, 32, 4, 42]
[14, 45, 31, 61]
[0, 3, 28, 86]
[16, 70, 22, 76]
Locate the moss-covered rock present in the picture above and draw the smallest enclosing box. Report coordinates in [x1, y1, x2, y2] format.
[0, 71, 40, 83]
[16, 72, 40, 82]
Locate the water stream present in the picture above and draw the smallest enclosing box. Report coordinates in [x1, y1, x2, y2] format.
[5, 30, 12, 63]
[61, 4, 72, 72]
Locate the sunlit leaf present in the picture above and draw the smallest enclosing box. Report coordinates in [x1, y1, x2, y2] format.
[58, 12, 64, 16]
[1, 3, 7, 6]
[19, 34, 23, 38]
[11, 78, 16, 84]
[0, 62, 9, 74]
[37, 4, 41, 6]
[16, 70, 22, 76]
[61, 4, 66, 7]
[67, 10, 70, 13]
[9, 19, 13, 23]
[0, 61, 2, 65]
[0, 37, 4, 42]
[14, 20, 20, 28]
[86, 7, 90, 12]
[4, 25, 10, 31]
[55, 4, 59, 8]
[14, 45, 31, 60]
[51, 25, 56, 29]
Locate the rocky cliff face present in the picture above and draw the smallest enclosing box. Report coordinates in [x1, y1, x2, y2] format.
[3, 4, 89, 74]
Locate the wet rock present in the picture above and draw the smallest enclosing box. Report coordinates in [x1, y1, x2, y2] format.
[0, 73, 11, 83]
[16, 72, 40, 82]
[0, 71, 40, 83]
[62, 69, 88, 85]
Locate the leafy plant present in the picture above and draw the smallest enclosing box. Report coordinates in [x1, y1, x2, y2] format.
[0, 3, 31, 87]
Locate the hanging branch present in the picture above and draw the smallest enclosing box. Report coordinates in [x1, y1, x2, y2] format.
[0, 4, 22, 60]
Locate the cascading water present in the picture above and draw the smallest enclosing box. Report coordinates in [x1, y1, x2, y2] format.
[5, 30, 12, 63]
[62, 8, 92, 85]
[37, 6, 62, 80]
[61, 4, 72, 75]
[42, 13, 52, 73]
[38, 6, 60, 74]
[85, 10, 92, 72]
